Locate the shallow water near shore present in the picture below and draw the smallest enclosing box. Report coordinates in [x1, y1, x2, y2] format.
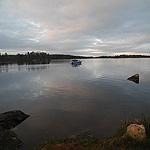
[0, 58, 150, 150]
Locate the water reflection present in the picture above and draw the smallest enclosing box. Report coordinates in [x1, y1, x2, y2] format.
[0, 64, 50, 73]
[70, 63, 82, 67]
[0, 59, 150, 150]
[26, 65, 50, 72]
[0, 65, 9, 73]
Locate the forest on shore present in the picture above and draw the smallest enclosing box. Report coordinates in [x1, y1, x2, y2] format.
[0, 51, 91, 65]
[0, 51, 150, 65]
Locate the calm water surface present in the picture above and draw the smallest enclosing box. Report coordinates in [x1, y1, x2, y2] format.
[0, 58, 150, 149]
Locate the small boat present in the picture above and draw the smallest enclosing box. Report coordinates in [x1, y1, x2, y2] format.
[70, 59, 82, 65]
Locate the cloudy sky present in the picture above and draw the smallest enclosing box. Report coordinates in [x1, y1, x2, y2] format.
[0, 0, 150, 56]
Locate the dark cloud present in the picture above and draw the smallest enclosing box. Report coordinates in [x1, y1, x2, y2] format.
[0, 0, 150, 56]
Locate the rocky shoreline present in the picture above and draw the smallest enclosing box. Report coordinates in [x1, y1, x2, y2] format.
[0, 110, 29, 150]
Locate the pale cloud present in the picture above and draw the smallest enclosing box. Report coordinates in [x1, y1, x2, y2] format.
[0, 0, 150, 56]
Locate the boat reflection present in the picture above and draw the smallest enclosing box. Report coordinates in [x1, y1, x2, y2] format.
[71, 63, 82, 67]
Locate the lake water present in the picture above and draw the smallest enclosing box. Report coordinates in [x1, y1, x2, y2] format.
[0, 58, 150, 150]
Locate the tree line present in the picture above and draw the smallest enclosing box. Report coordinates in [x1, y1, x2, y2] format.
[96, 54, 150, 59]
[0, 51, 91, 65]
[0, 52, 150, 65]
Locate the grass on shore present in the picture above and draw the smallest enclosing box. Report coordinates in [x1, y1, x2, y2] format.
[33, 114, 150, 150]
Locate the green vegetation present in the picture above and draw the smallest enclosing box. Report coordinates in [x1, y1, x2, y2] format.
[33, 114, 150, 150]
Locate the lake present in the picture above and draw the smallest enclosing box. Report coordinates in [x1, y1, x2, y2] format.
[0, 58, 150, 150]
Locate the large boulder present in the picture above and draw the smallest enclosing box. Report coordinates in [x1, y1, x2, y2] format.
[0, 110, 29, 150]
[125, 124, 146, 141]
[0, 130, 23, 150]
[0, 110, 29, 131]
[127, 74, 139, 84]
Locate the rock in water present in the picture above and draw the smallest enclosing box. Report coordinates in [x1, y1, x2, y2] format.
[127, 74, 139, 84]
[0, 110, 29, 150]
[0, 130, 23, 150]
[125, 124, 146, 141]
[0, 110, 29, 130]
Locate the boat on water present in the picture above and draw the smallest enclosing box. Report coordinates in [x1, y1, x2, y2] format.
[70, 59, 82, 65]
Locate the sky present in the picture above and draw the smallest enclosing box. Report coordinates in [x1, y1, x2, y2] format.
[0, 0, 150, 56]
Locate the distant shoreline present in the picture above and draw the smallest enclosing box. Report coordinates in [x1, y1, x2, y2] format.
[0, 51, 150, 65]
